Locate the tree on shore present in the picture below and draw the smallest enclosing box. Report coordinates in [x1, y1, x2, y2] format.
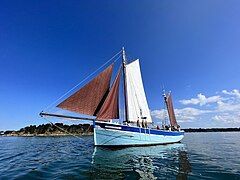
[3, 123, 93, 135]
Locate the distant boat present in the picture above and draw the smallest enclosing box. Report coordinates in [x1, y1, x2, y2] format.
[40, 48, 184, 146]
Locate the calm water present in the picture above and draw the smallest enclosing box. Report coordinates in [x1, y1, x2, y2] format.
[0, 132, 240, 179]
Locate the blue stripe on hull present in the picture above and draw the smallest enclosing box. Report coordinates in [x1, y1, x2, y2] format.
[94, 122, 184, 146]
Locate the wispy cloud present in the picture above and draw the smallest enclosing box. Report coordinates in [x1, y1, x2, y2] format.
[216, 101, 240, 112]
[175, 108, 211, 122]
[179, 93, 221, 106]
[151, 107, 210, 123]
[212, 91, 240, 125]
[151, 109, 164, 119]
[212, 112, 240, 124]
[222, 89, 240, 98]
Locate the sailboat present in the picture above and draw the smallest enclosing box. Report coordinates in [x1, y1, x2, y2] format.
[40, 48, 184, 146]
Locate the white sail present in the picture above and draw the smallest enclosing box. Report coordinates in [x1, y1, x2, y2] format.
[126, 59, 152, 123]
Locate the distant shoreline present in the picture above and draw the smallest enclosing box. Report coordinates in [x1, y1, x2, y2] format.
[1, 123, 240, 137]
[0, 123, 93, 137]
[182, 128, 240, 132]
[1, 133, 93, 137]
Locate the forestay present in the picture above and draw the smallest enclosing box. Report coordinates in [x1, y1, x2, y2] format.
[126, 59, 152, 123]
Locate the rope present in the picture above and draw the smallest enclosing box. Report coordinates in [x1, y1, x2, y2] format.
[82, 123, 93, 135]
[42, 117, 84, 140]
[43, 49, 122, 112]
[114, 53, 122, 63]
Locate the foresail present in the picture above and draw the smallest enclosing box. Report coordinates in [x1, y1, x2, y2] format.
[97, 67, 121, 120]
[126, 59, 152, 123]
[166, 93, 178, 129]
[57, 64, 113, 116]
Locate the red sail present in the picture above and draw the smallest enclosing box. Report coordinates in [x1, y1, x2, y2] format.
[97, 68, 121, 120]
[166, 93, 178, 129]
[57, 64, 113, 116]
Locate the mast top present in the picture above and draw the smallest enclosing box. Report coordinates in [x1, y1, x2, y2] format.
[162, 86, 167, 100]
[122, 47, 127, 65]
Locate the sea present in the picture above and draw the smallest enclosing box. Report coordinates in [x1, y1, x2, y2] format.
[0, 132, 240, 179]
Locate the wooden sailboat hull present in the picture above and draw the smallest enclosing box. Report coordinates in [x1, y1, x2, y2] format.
[94, 121, 184, 147]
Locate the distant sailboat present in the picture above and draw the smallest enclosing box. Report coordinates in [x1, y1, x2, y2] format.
[40, 48, 184, 146]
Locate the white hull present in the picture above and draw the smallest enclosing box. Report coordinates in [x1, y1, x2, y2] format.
[94, 122, 184, 146]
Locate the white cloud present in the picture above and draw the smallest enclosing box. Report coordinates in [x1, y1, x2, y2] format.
[179, 93, 221, 106]
[222, 89, 240, 98]
[151, 109, 164, 119]
[216, 101, 240, 112]
[211, 94, 240, 126]
[212, 113, 240, 124]
[175, 107, 210, 116]
[151, 107, 210, 123]
[176, 107, 211, 122]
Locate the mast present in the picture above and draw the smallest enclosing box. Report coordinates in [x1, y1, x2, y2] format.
[122, 47, 129, 122]
[162, 89, 167, 104]
[162, 89, 168, 129]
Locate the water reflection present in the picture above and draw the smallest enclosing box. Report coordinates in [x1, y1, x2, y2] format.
[91, 143, 191, 179]
[177, 151, 192, 180]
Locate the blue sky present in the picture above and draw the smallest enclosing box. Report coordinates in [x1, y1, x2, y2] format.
[1, 0, 240, 130]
